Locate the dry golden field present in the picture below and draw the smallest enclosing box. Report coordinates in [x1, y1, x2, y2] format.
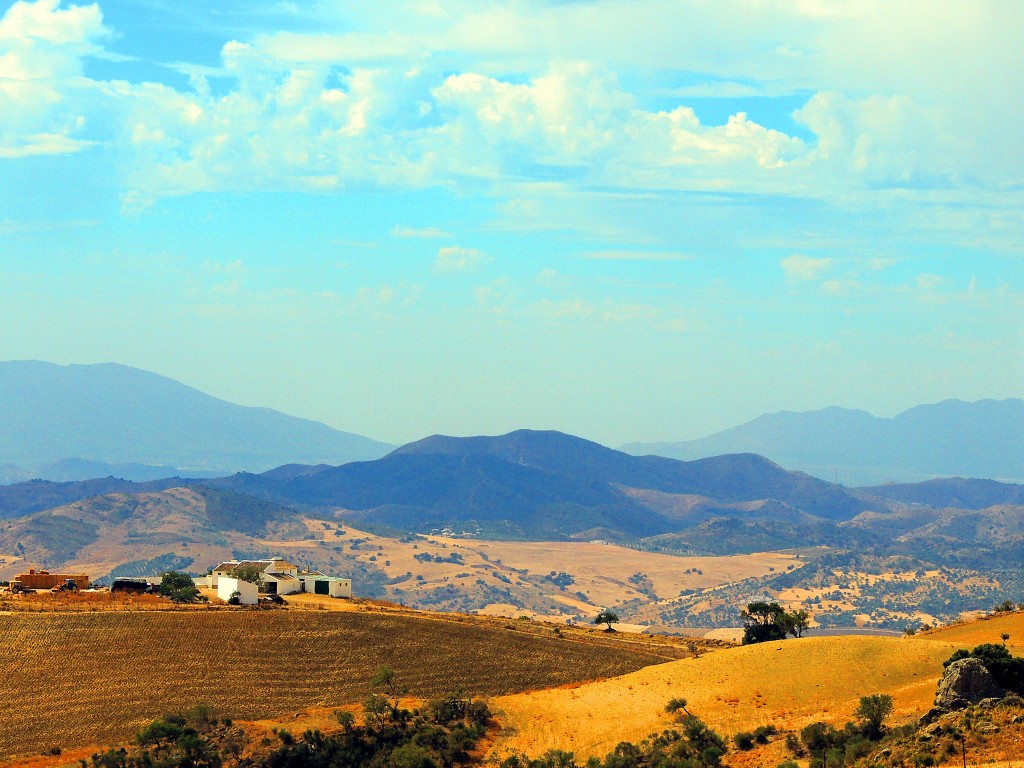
[917, 610, 1024, 648]
[297, 521, 801, 622]
[488, 635, 965, 761]
[0, 608, 674, 760]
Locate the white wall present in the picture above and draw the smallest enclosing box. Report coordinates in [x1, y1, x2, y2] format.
[217, 576, 258, 605]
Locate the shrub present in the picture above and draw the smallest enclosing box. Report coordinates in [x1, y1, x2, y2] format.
[733, 732, 754, 750]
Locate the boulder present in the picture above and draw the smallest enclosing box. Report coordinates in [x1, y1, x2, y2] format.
[935, 658, 1003, 710]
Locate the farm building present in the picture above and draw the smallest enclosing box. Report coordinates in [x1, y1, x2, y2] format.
[208, 557, 352, 598]
[12, 569, 89, 591]
[216, 576, 259, 605]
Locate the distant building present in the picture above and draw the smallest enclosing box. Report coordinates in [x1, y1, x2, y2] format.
[208, 557, 352, 598]
[216, 576, 259, 605]
[12, 569, 89, 591]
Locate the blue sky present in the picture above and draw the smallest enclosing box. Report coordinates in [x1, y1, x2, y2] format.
[1, 0, 1022, 447]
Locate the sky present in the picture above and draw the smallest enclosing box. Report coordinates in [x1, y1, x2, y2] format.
[1, 0, 1022, 447]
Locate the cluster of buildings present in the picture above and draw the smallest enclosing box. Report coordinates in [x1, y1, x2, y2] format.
[197, 557, 352, 605]
[6, 558, 351, 607]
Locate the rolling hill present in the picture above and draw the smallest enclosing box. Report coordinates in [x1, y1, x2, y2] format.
[623, 399, 1024, 485]
[0, 360, 392, 478]
[206, 430, 880, 539]
[0, 608, 676, 760]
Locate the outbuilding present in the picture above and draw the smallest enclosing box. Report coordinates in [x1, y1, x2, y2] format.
[216, 576, 259, 605]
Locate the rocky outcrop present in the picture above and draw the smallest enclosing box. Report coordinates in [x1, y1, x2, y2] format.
[934, 658, 1003, 710]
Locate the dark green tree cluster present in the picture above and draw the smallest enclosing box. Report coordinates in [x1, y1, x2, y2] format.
[158, 571, 201, 604]
[501, 714, 727, 768]
[740, 602, 810, 645]
[798, 694, 894, 768]
[944, 643, 1024, 694]
[87, 705, 225, 768]
[84, 679, 490, 768]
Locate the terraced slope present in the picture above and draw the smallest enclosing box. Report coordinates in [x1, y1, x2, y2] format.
[1, 609, 671, 759]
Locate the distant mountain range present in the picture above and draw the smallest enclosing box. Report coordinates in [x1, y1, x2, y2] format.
[3, 428, 1024, 599]
[204, 430, 882, 540]
[0, 360, 393, 480]
[623, 399, 1024, 485]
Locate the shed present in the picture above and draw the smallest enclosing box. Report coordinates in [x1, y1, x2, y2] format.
[216, 576, 259, 605]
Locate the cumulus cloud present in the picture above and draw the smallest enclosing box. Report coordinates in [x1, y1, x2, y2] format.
[0, 0, 107, 157]
[781, 254, 833, 282]
[1, 0, 1020, 217]
[433, 245, 487, 273]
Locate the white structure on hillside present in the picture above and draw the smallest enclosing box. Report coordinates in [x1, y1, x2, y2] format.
[209, 557, 352, 598]
[216, 575, 259, 605]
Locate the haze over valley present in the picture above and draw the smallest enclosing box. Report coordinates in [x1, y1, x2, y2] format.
[2, 1, 1022, 767]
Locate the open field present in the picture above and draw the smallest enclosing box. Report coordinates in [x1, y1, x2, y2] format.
[917, 610, 1024, 648]
[488, 635, 965, 761]
[295, 521, 801, 623]
[0, 608, 676, 760]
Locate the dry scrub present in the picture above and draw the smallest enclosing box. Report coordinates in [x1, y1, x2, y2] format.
[489, 635, 965, 761]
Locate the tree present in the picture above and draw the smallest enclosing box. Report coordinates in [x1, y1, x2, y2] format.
[594, 610, 619, 631]
[665, 697, 692, 717]
[1001, 633, 1011, 646]
[158, 571, 200, 603]
[231, 565, 264, 589]
[740, 602, 787, 645]
[854, 694, 893, 739]
[800, 722, 837, 768]
[783, 609, 811, 638]
[371, 666, 409, 722]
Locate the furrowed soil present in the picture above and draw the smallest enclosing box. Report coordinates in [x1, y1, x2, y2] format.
[0, 608, 676, 760]
[489, 635, 966, 762]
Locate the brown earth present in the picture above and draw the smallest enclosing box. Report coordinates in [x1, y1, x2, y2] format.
[0, 604, 685, 760]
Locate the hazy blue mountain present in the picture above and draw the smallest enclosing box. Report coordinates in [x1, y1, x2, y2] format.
[0, 360, 393, 475]
[861, 477, 1024, 509]
[206, 429, 880, 538]
[623, 399, 1024, 485]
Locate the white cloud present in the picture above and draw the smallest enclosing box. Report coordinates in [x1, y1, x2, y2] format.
[0, 0, 107, 157]
[433, 245, 487, 273]
[1, 0, 1020, 225]
[781, 254, 833, 282]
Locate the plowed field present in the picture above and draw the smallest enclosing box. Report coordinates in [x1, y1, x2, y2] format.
[1, 609, 672, 759]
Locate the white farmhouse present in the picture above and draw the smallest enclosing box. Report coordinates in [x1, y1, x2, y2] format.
[210, 557, 352, 598]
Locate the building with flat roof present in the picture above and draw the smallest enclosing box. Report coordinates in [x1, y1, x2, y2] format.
[208, 557, 351, 598]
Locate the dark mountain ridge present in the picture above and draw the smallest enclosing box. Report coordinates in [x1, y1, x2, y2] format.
[203, 429, 879, 538]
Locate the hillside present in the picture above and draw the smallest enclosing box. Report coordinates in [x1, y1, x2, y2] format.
[490, 634, 962, 761]
[0, 360, 392, 477]
[0, 486, 314, 583]
[624, 399, 1024, 485]
[207, 430, 878, 539]
[862, 477, 1024, 509]
[0, 608, 677, 760]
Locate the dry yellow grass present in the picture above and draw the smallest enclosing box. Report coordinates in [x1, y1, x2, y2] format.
[297, 521, 799, 622]
[489, 635, 965, 761]
[917, 611, 1024, 648]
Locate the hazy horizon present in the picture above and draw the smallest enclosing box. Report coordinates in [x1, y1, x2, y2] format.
[2, 1, 1021, 447]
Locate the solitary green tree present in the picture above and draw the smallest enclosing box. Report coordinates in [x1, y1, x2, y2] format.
[855, 693, 893, 739]
[594, 610, 619, 631]
[741, 602, 787, 644]
[158, 571, 200, 603]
